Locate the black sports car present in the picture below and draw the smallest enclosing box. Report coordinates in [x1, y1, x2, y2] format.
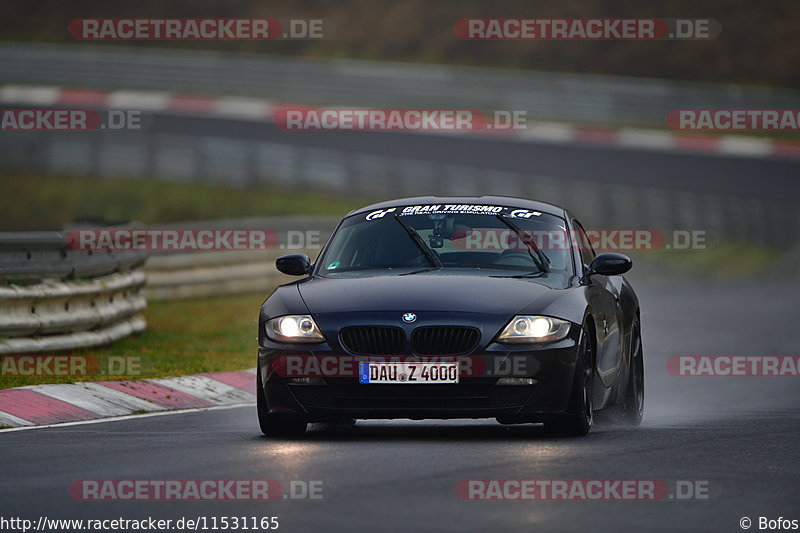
[257, 196, 644, 437]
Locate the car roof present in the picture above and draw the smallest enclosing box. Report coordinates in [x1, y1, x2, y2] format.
[346, 196, 567, 218]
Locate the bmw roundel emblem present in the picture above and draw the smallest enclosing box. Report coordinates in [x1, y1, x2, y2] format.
[402, 313, 417, 323]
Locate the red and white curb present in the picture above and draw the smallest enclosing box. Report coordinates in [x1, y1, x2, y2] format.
[2, 84, 799, 160]
[0, 368, 257, 429]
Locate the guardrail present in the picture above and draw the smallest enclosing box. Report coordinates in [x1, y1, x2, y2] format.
[141, 216, 337, 300]
[2, 43, 800, 126]
[0, 231, 148, 355]
[1, 130, 796, 248]
[144, 249, 314, 300]
[144, 215, 339, 300]
[0, 231, 147, 284]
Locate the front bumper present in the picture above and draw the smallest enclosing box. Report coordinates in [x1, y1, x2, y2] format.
[258, 329, 582, 422]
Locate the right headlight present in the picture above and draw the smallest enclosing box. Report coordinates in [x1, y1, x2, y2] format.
[265, 315, 326, 343]
[496, 315, 572, 344]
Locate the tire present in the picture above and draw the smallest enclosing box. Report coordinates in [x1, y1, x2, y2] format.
[616, 316, 645, 425]
[257, 373, 308, 437]
[545, 323, 594, 437]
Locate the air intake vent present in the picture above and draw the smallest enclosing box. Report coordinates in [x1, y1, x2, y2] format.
[340, 326, 405, 355]
[411, 326, 480, 355]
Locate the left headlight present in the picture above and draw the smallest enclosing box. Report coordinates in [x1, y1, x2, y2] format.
[496, 315, 572, 344]
[265, 315, 326, 343]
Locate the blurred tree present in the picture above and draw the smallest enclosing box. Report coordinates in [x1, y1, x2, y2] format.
[1, 0, 797, 87]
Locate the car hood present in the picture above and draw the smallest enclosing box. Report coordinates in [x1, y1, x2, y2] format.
[297, 273, 564, 316]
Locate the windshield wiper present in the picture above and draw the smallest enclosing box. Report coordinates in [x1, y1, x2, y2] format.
[398, 266, 439, 276]
[394, 215, 442, 269]
[490, 271, 547, 279]
[494, 215, 550, 273]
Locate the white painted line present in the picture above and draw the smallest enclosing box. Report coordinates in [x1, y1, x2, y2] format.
[79, 382, 167, 412]
[27, 383, 134, 417]
[0, 411, 33, 427]
[617, 128, 677, 150]
[423, 129, 475, 138]
[718, 136, 774, 157]
[107, 89, 171, 111]
[516, 122, 577, 143]
[213, 96, 272, 120]
[0, 403, 254, 433]
[151, 375, 255, 405]
[0, 85, 61, 105]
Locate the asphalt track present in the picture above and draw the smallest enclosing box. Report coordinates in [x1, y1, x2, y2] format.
[147, 113, 800, 205]
[2, 278, 798, 533]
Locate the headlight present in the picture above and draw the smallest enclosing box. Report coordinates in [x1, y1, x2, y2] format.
[266, 315, 325, 343]
[496, 316, 571, 344]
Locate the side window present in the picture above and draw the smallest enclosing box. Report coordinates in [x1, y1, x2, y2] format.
[572, 219, 596, 267]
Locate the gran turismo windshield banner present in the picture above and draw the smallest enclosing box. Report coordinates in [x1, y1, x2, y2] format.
[364, 204, 549, 220]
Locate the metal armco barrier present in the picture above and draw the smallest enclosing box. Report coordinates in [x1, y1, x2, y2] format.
[0, 231, 148, 355]
[144, 249, 317, 300]
[1, 130, 795, 247]
[141, 216, 337, 300]
[0, 232, 146, 284]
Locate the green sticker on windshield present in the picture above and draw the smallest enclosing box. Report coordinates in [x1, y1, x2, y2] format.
[327, 261, 340, 269]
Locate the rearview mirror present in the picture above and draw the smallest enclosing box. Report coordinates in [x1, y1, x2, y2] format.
[588, 253, 632, 276]
[276, 253, 311, 276]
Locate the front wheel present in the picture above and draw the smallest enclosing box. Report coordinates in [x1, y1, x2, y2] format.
[257, 374, 308, 437]
[544, 323, 594, 437]
[617, 316, 645, 425]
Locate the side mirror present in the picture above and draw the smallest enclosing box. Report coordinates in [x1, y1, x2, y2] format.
[276, 253, 311, 276]
[588, 253, 632, 276]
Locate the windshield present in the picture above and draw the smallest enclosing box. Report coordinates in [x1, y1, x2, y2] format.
[317, 204, 572, 277]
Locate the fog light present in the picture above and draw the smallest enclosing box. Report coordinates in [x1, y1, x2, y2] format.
[496, 378, 537, 386]
[287, 377, 326, 385]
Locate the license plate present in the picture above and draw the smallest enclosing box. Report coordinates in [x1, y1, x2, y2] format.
[359, 362, 459, 384]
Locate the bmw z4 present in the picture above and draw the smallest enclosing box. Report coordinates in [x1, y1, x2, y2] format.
[257, 196, 644, 437]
